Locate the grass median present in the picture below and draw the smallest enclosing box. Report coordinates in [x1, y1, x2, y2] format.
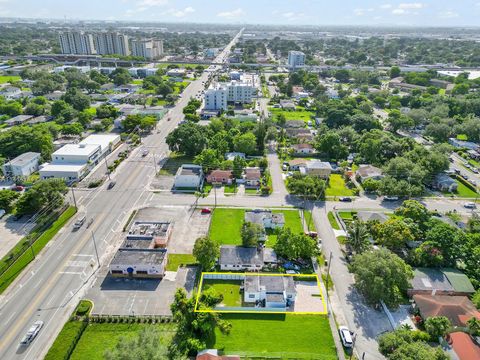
[0, 206, 77, 294]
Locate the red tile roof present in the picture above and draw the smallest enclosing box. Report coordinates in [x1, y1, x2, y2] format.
[450, 332, 480, 360]
[413, 295, 480, 327]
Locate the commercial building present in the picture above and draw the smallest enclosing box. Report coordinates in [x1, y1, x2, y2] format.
[58, 32, 96, 55]
[288, 51, 305, 69]
[2, 152, 41, 178]
[39, 134, 120, 182]
[174, 164, 204, 190]
[204, 75, 258, 111]
[204, 84, 227, 111]
[131, 39, 163, 60]
[108, 220, 172, 278]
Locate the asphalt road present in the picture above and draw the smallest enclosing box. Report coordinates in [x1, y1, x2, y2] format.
[0, 30, 242, 360]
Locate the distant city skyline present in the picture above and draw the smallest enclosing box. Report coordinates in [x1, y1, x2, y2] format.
[0, 0, 480, 27]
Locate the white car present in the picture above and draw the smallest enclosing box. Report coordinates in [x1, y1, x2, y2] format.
[339, 326, 353, 348]
[464, 202, 476, 209]
[20, 321, 43, 346]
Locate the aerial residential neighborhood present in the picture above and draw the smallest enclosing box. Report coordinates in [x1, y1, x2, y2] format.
[0, 2, 480, 360]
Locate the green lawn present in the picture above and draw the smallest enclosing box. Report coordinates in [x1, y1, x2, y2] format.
[159, 154, 193, 176]
[210, 314, 337, 359]
[0, 206, 77, 294]
[325, 174, 355, 197]
[304, 210, 317, 232]
[132, 79, 143, 85]
[70, 323, 175, 360]
[210, 208, 245, 245]
[266, 210, 304, 247]
[453, 180, 478, 198]
[202, 279, 242, 307]
[0, 75, 21, 84]
[245, 188, 259, 194]
[327, 212, 340, 230]
[224, 184, 238, 194]
[166, 254, 197, 271]
[269, 108, 314, 122]
[338, 211, 356, 221]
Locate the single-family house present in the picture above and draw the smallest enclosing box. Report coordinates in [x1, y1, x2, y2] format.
[448, 332, 480, 360]
[4, 115, 33, 127]
[300, 160, 332, 179]
[219, 245, 278, 271]
[285, 128, 312, 139]
[206, 170, 234, 185]
[279, 100, 296, 110]
[244, 209, 285, 229]
[225, 152, 246, 161]
[174, 164, 204, 190]
[413, 294, 480, 327]
[288, 158, 308, 171]
[2, 152, 41, 178]
[408, 268, 475, 296]
[448, 138, 479, 151]
[433, 174, 458, 193]
[244, 275, 296, 309]
[285, 120, 304, 128]
[0, 86, 21, 100]
[291, 143, 314, 154]
[356, 211, 388, 224]
[244, 167, 261, 188]
[356, 164, 384, 182]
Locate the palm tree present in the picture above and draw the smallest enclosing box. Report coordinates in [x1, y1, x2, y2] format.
[346, 220, 371, 254]
[400, 323, 413, 331]
[467, 317, 480, 336]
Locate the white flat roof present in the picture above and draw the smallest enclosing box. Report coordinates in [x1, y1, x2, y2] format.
[40, 163, 87, 172]
[53, 144, 100, 157]
[79, 134, 120, 153]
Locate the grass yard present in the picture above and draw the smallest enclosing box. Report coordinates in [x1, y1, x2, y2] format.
[325, 174, 355, 197]
[453, 180, 478, 198]
[327, 212, 340, 230]
[304, 210, 317, 232]
[245, 188, 259, 195]
[202, 279, 242, 307]
[210, 208, 245, 245]
[265, 210, 304, 247]
[224, 184, 238, 194]
[269, 108, 314, 122]
[166, 254, 197, 271]
[132, 79, 143, 85]
[0, 75, 21, 84]
[70, 323, 175, 360]
[0, 206, 76, 294]
[338, 211, 356, 221]
[159, 153, 193, 176]
[210, 314, 337, 359]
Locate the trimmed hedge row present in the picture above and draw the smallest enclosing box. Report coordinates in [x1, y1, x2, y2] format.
[44, 320, 87, 360]
[454, 174, 477, 193]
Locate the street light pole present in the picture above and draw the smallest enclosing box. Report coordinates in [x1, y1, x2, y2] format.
[91, 230, 100, 268]
[325, 251, 333, 299]
[104, 157, 111, 180]
[71, 187, 78, 209]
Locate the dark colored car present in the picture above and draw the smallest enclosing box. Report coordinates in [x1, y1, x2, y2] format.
[201, 208, 212, 214]
[339, 197, 352, 202]
[107, 181, 116, 190]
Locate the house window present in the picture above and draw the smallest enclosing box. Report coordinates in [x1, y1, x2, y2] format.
[136, 270, 148, 275]
[111, 270, 123, 274]
[249, 294, 255, 299]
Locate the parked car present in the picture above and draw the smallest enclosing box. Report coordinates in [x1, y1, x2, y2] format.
[339, 197, 352, 202]
[285, 270, 299, 275]
[462, 174, 469, 180]
[282, 164, 288, 171]
[107, 181, 116, 190]
[20, 320, 43, 346]
[383, 196, 399, 201]
[305, 231, 318, 238]
[141, 148, 149, 157]
[473, 168, 479, 174]
[12, 185, 24, 192]
[464, 202, 476, 209]
[201, 208, 212, 214]
[339, 326, 354, 348]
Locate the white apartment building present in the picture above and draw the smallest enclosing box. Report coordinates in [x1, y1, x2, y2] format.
[131, 39, 163, 60]
[288, 50, 305, 69]
[2, 152, 41, 178]
[94, 32, 130, 56]
[58, 32, 96, 55]
[204, 84, 228, 110]
[227, 81, 255, 103]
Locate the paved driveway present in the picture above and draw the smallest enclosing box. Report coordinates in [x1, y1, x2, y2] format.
[294, 281, 326, 313]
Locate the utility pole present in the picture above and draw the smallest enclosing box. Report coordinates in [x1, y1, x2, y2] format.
[91, 231, 100, 268]
[325, 251, 333, 299]
[71, 187, 78, 209]
[104, 157, 111, 180]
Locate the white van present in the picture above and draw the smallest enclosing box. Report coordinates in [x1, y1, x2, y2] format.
[73, 214, 86, 230]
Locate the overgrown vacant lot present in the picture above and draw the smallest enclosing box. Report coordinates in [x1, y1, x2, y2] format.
[210, 313, 337, 359]
[269, 108, 314, 122]
[209, 208, 304, 247]
[325, 174, 355, 197]
[70, 323, 175, 360]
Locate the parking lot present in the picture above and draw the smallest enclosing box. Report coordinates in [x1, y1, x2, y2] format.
[134, 206, 211, 254]
[0, 215, 35, 259]
[87, 266, 198, 316]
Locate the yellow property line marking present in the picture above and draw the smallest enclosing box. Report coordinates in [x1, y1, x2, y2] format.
[194, 272, 328, 315]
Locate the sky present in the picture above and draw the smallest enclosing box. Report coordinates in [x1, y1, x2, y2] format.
[1, 0, 480, 26]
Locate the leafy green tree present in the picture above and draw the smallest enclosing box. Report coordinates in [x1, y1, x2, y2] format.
[274, 228, 317, 260]
[156, 83, 173, 98]
[394, 200, 431, 231]
[166, 122, 207, 157]
[233, 133, 257, 155]
[424, 317, 451, 340]
[62, 88, 91, 111]
[0, 190, 20, 212]
[110, 68, 132, 86]
[15, 179, 67, 215]
[0, 101, 23, 117]
[241, 222, 264, 247]
[390, 66, 401, 79]
[194, 149, 221, 173]
[232, 156, 246, 179]
[0, 125, 54, 160]
[346, 220, 371, 254]
[287, 174, 326, 200]
[193, 236, 219, 271]
[96, 104, 118, 119]
[104, 327, 182, 360]
[351, 248, 413, 307]
[62, 123, 83, 136]
[390, 341, 449, 360]
[373, 218, 414, 251]
[387, 110, 414, 133]
[473, 289, 480, 309]
[362, 178, 380, 193]
[466, 317, 480, 336]
[315, 131, 348, 161]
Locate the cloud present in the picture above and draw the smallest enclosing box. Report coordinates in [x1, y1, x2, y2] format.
[380, 4, 392, 9]
[217, 8, 245, 18]
[354, 8, 374, 16]
[168, 6, 195, 18]
[398, 3, 425, 9]
[138, 0, 168, 6]
[281, 11, 306, 21]
[438, 10, 459, 18]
